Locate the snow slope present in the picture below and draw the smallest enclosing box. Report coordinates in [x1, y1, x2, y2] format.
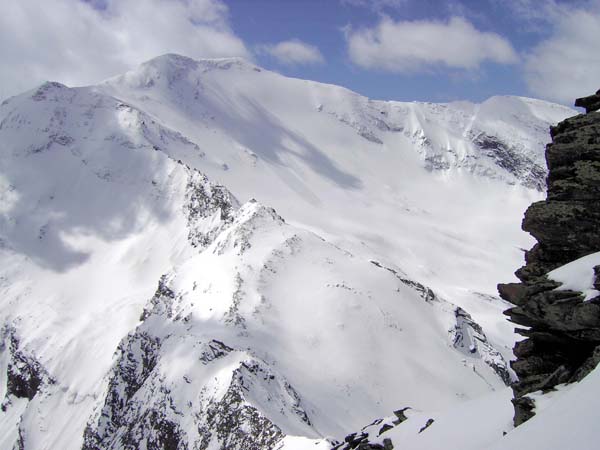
[302, 364, 600, 450]
[99, 54, 574, 354]
[0, 81, 235, 448]
[82, 200, 511, 449]
[548, 251, 600, 301]
[0, 54, 577, 449]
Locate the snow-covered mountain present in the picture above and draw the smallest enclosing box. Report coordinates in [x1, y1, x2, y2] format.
[0, 54, 578, 449]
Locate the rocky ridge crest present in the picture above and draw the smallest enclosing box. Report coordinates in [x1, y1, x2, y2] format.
[499, 89, 600, 425]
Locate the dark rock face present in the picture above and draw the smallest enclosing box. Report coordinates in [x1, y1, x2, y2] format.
[499, 92, 600, 426]
[198, 363, 285, 450]
[184, 169, 239, 250]
[1, 327, 54, 411]
[575, 89, 600, 113]
[84, 271, 310, 450]
[473, 133, 547, 190]
[82, 331, 170, 450]
[511, 396, 536, 426]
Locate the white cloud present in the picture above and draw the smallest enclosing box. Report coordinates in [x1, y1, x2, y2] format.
[0, 0, 249, 99]
[340, 0, 407, 10]
[260, 40, 324, 66]
[494, 0, 561, 24]
[523, 6, 600, 103]
[495, 0, 592, 24]
[346, 16, 518, 73]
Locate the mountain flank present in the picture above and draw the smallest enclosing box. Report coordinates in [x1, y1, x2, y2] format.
[0, 55, 582, 449]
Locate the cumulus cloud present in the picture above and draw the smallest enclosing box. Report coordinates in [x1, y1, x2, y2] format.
[259, 40, 324, 66]
[523, 6, 600, 103]
[346, 16, 518, 73]
[0, 0, 249, 99]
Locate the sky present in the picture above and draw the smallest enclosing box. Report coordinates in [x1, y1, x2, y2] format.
[0, 0, 599, 105]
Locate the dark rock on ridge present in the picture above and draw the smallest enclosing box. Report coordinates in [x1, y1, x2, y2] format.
[82, 330, 169, 450]
[184, 169, 239, 250]
[417, 418, 434, 434]
[511, 396, 536, 426]
[84, 270, 309, 450]
[331, 408, 411, 450]
[575, 89, 600, 113]
[499, 90, 600, 426]
[199, 362, 286, 450]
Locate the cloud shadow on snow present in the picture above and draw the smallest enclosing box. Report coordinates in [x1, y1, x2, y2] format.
[201, 87, 362, 191]
[0, 90, 180, 272]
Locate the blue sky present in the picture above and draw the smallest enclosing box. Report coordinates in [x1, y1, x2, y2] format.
[1, 0, 599, 104]
[227, 0, 534, 102]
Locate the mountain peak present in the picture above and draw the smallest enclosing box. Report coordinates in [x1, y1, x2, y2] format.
[139, 53, 259, 74]
[142, 53, 200, 70]
[104, 53, 263, 91]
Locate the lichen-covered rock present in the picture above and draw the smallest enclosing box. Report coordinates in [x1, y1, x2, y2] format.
[499, 91, 600, 426]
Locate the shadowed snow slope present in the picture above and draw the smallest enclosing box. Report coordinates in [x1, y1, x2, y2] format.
[0, 55, 576, 449]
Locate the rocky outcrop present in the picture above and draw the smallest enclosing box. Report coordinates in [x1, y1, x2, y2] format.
[331, 408, 411, 450]
[472, 132, 546, 190]
[371, 260, 512, 386]
[575, 89, 600, 113]
[82, 325, 299, 450]
[84, 265, 314, 450]
[450, 307, 512, 386]
[1, 326, 55, 411]
[499, 90, 600, 426]
[184, 169, 239, 250]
